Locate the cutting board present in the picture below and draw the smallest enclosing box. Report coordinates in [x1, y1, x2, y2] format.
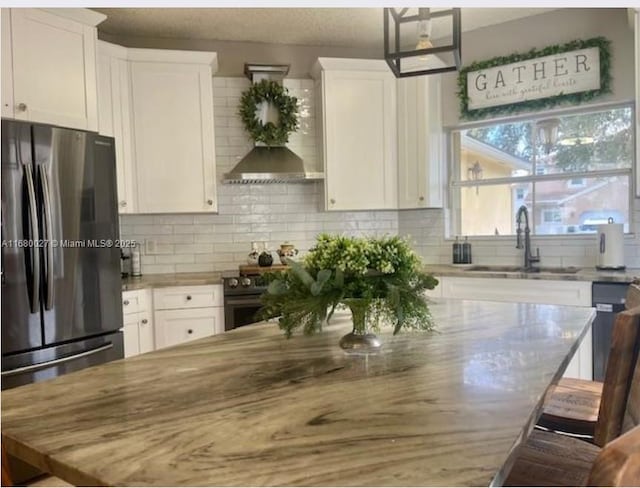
[239, 264, 289, 275]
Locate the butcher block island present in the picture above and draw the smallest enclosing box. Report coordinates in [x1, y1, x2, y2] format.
[1, 299, 595, 487]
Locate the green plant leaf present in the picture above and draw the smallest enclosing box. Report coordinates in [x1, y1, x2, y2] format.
[289, 260, 315, 288]
[267, 279, 287, 295]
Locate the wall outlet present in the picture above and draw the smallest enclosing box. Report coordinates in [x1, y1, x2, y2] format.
[145, 239, 157, 255]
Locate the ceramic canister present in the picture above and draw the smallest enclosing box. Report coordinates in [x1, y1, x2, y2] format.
[596, 218, 625, 270]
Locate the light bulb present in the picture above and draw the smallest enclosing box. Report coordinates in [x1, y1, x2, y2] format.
[415, 11, 432, 61]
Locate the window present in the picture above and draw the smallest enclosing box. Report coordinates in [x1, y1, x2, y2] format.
[568, 178, 586, 188]
[542, 209, 562, 223]
[450, 106, 633, 236]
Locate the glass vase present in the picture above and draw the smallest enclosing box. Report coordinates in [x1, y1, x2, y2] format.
[339, 299, 382, 354]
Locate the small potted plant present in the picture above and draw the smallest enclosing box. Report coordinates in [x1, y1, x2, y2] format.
[259, 234, 438, 353]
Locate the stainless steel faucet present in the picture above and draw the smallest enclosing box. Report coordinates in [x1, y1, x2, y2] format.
[515, 205, 540, 271]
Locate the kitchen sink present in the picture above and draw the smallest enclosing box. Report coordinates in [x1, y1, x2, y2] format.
[463, 265, 580, 274]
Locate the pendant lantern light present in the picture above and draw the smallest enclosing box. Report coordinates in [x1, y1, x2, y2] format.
[384, 7, 462, 78]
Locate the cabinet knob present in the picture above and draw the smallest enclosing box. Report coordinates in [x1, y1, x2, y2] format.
[419, 196, 425, 202]
[187, 329, 193, 334]
[16, 103, 27, 112]
[141, 318, 148, 324]
[186, 295, 192, 301]
[207, 199, 213, 205]
[123, 300, 129, 306]
[330, 198, 336, 204]
[120, 201, 127, 207]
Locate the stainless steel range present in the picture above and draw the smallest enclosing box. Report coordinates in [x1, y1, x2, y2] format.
[223, 275, 269, 330]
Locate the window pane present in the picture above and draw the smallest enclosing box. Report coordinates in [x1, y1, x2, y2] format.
[459, 183, 532, 236]
[533, 175, 629, 235]
[536, 107, 633, 175]
[460, 122, 533, 180]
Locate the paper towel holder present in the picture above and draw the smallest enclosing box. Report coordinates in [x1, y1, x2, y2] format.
[596, 217, 626, 271]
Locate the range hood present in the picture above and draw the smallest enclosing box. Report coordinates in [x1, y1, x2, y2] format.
[223, 63, 324, 184]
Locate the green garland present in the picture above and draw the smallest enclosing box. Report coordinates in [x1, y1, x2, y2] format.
[457, 37, 612, 120]
[238, 79, 298, 146]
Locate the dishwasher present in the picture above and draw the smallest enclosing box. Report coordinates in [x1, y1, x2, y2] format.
[592, 281, 631, 381]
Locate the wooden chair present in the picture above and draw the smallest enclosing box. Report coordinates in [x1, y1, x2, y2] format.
[537, 285, 640, 445]
[505, 316, 640, 486]
[2, 444, 13, 487]
[588, 366, 640, 487]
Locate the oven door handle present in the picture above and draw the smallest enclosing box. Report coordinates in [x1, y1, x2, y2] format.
[225, 297, 262, 306]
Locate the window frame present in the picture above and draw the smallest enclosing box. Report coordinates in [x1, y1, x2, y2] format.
[447, 102, 635, 239]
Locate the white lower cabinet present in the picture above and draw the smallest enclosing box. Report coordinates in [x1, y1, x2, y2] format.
[437, 276, 593, 380]
[122, 289, 154, 358]
[154, 307, 224, 349]
[153, 285, 224, 349]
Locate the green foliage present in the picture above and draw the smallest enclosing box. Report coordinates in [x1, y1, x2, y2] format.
[467, 122, 533, 161]
[552, 107, 633, 172]
[464, 106, 633, 174]
[238, 79, 298, 146]
[258, 234, 439, 338]
[457, 37, 611, 120]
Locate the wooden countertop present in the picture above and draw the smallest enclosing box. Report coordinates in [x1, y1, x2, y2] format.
[1, 300, 595, 487]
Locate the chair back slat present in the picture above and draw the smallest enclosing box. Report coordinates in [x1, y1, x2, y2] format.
[625, 282, 640, 310]
[593, 305, 640, 447]
[587, 425, 640, 486]
[622, 348, 640, 434]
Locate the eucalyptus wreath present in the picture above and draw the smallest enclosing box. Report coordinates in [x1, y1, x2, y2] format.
[238, 79, 299, 146]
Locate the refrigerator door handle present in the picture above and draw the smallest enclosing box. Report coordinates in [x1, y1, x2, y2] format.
[0, 342, 114, 377]
[39, 166, 54, 310]
[23, 162, 40, 314]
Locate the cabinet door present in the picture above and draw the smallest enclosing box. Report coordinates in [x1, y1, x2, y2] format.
[130, 61, 216, 213]
[154, 307, 217, 349]
[123, 316, 140, 358]
[322, 70, 397, 210]
[10, 9, 98, 130]
[138, 314, 155, 354]
[212, 306, 224, 335]
[1, 9, 14, 119]
[397, 76, 444, 209]
[153, 285, 223, 310]
[96, 42, 136, 213]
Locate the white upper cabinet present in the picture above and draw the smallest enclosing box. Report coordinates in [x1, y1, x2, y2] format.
[3, 8, 104, 131]
[128, 49, 218, 213]
[397, 75, 445, 209]
[97, 41, 136, 213]
[312, 58, 398, 211]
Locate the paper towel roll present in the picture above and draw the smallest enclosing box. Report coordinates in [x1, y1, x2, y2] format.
[596, 221, 625, 270]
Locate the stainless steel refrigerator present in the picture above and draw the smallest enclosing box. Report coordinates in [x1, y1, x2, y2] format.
[1, 120, 124, 391]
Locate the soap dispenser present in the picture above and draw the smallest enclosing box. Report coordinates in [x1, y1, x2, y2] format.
[452, 237, 462, 264]
[462, 237, 472, 264]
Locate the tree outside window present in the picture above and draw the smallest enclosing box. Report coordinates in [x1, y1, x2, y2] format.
[451, 106, 633, 236]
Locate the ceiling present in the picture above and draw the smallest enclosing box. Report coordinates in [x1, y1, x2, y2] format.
[93, 8, 557, 49]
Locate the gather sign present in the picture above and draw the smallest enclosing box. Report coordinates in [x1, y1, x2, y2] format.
[466, 47, 601, 110]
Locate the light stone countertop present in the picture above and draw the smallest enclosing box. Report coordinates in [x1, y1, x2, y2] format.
[120, 265, 640, 293]
[121, 271, 233, 291]
[1, 300, 595, 487]
[423, 264, 640, 283]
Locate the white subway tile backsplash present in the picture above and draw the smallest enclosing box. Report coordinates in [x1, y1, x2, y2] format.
[155, 254, 195, 265]
[175, 263, 216, 273]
